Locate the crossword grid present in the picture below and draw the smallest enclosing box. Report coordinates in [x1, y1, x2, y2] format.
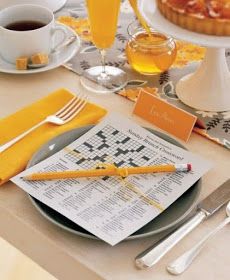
[64, 125, 157, 185]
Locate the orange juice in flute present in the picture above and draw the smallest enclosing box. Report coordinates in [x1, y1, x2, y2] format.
[81, 0, 127, 93]
[87, 0, 120, 49]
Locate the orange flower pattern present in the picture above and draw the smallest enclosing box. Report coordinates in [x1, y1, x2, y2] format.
[173, 41, 206, 68]
[58, 16, 92, 41]
[57, 11, 228, 150]
[58, 16, 206, 68]
[119, 87, 159, 102]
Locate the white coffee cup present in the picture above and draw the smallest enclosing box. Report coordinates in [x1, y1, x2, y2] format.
[0, 4, 68, 63]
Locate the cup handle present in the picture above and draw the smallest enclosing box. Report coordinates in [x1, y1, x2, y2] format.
[51, 24, 68, 52]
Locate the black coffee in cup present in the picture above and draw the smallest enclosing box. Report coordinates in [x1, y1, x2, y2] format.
[5, 20, 45, 31]
[0, 4, 68, 64]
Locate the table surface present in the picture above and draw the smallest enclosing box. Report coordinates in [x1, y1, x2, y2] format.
[0, 66, 229, 280]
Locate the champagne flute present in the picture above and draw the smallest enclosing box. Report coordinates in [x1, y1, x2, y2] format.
[80, 0, 127, 94]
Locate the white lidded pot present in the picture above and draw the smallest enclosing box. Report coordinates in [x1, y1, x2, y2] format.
[0, 0, 67, 12]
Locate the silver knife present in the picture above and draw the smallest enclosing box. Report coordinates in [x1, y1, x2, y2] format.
[135, 179, 230, 269]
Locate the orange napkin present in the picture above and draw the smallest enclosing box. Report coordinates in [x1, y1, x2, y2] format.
[0, 88, 107, 185]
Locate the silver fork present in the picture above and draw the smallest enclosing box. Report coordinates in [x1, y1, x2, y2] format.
[0, 93, 88, 153]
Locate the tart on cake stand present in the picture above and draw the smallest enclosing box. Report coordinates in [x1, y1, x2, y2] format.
[139, 0, 230, 112]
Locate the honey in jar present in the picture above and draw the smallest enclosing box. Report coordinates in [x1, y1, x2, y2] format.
[126, 22, 177, 75]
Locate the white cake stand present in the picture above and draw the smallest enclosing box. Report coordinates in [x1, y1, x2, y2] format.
[139, 0, 230, 112]
[0, 0, 67, 12]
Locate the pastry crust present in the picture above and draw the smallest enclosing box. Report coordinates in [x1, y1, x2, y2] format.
[157, 0, 230, 36]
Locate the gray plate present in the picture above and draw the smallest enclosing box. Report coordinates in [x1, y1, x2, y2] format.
[27, 126, 201, 240]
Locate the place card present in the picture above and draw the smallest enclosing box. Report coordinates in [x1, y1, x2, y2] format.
[133, 89, 198, 142]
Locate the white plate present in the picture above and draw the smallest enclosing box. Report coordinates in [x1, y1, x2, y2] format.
[0, 24, 80, 74]
[139, 0, 230, 48]
[0, 0, 67, 12]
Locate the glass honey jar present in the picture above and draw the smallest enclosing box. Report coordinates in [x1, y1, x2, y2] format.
[126, 22, 177, 75]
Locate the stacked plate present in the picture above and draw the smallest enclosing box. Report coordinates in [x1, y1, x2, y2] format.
[0, 0, 67, 12]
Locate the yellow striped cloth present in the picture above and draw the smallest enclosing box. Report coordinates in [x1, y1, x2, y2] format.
[0, 88, 107, 185]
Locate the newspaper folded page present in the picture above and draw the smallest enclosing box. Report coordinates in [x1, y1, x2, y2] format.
[12, 113, 212, 245]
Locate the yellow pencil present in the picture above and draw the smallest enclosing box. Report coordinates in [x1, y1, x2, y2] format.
[22, 164, 192, 181]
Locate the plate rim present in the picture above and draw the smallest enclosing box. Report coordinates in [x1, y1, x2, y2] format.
[27, 125, 201, 241]
[0, 0, 67, 12]
[0, 24, 80, 74]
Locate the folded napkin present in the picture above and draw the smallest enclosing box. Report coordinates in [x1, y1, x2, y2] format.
[0, 88, 107, 185]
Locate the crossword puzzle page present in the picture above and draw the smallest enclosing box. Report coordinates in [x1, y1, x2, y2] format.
[12, 113, 212, 245]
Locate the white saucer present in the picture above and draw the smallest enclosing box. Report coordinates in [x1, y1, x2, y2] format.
[0, 25, 80, 74]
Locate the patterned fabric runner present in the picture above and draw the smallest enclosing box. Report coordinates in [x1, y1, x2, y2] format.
[56, 0, 230, 150]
